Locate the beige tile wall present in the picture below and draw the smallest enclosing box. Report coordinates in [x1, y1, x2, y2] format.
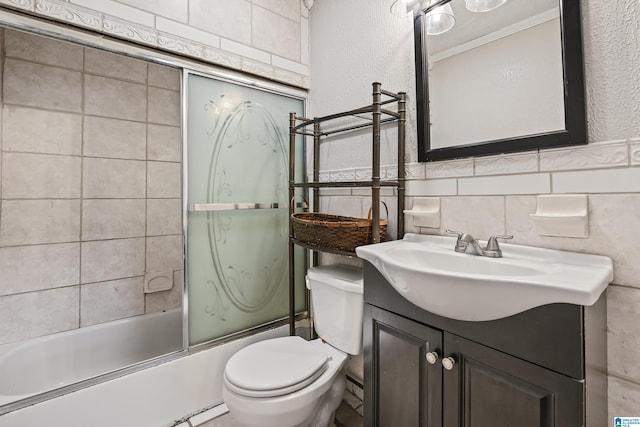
[0, 29, 183, 346]
[0, 0, 310, 89]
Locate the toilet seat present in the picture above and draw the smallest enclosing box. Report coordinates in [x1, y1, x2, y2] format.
[224, 336, 329, 398]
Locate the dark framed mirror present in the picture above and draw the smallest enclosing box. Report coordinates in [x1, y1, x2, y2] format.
[414, 0, 586, 162]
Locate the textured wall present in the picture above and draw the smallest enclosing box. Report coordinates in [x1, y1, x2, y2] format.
[308, 0, 640, 417]
[0, 0, 311, 88]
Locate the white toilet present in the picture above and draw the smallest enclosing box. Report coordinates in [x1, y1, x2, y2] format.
[222, 264, 364, 427]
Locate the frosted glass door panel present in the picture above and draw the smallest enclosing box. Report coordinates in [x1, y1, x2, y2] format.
[187, 73, 304, 345]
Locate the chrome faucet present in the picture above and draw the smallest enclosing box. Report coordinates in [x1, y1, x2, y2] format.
[446, 230, 513, 258]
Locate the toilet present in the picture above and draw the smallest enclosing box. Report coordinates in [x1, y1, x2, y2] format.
[222, 264, 364, 427]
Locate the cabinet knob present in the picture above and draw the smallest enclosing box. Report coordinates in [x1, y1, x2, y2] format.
[442, 356, 456, 371]
[425, 351, 439, 365]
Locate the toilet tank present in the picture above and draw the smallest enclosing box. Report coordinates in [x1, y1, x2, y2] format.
[306, 264, 363, 355]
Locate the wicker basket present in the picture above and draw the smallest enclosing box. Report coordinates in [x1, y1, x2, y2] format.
[291, 207, 387, 252]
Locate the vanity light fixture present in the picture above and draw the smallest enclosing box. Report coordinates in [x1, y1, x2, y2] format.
[465, 0, 508, 12]
[391, 0, 456, 36]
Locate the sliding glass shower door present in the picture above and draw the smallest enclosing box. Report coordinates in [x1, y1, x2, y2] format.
[186, 72, 305, 346]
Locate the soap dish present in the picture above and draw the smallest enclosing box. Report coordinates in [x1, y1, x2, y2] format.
[530, 195, 588, 238]
[404, 197, 440, 229]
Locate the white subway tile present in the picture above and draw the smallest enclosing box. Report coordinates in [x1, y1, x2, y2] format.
[425, 158, 473, 179]
[405, 163, 426, 180]
[156, 17, 220, 48]
[220, 38, 270, 64]
[459, 173, 550, 195]
[474, 153, 538, 176]
[552, 168, 640, 193]
[405, 179, 457, 196]
[300, 17, 309, 65]
[71, 0, 154, 27]
[271, 55, 308, 76]
[253, 5, 300, 61]
[441, 196, 506, 238]
[540, 140, 628, 171]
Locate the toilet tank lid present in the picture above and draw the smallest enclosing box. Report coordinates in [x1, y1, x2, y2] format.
[225, 336, 328, 392]
[307, 264, 363, 294]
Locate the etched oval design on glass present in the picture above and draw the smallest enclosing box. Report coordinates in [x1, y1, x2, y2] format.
[206, 100, 289, 313]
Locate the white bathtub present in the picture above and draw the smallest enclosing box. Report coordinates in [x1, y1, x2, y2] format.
[0, 308, 183, 407]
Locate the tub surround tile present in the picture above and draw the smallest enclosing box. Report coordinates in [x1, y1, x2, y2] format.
[147, 161, 181, 198]
[84, 48, 148, 84]
[0, 200, 81, 246]
[319, 195, 364, 218]
[0, 286, 79, 345]
[148, 87, 180, 126]
[80, 238, 146, 284]
[83, 158, 146, 199]
[147, 124, 181, 162]
[84, 74, 147, 121]
[146, 235, 183, 273]
[3, 59, 82, 112]
[4, 29, 83, 70]
[0, 243, 80, 296]
[148, 64, 181, 91]
[82, 199, 146, 241]
[221, 38, 271, 64]
[458, 173, 550, 196]
[83, 116, 146, 160]
[147, 199, 182, 236]
[2, 152, 81, 199]
[80, 277, 145, 327]
[2, 105, 82, 155]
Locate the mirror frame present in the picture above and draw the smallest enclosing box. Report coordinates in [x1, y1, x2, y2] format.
[414, 0, 587, 162]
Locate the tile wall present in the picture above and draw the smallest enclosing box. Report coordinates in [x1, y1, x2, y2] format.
[0, 29, 183, 345]
[0, 0, 310, 88]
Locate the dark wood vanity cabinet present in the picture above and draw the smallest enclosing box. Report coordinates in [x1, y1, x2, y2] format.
[363, 263, 607, 427]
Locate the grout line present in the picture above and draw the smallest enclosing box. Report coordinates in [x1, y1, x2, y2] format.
[78, 44, 87, 328]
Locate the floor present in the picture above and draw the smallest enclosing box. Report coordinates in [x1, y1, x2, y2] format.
[205, 398, 363, 427]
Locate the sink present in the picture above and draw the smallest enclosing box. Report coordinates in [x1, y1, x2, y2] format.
[355, 233, 613, 321]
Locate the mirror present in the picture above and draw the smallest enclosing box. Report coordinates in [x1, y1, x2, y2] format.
[414, 0, 586, 161]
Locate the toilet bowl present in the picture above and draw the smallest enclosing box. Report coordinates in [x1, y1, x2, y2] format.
[222, 264, 363, 427]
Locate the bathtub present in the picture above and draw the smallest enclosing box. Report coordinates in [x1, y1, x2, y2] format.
[0, 308, 183, 407]
[0, 322, 287, 427]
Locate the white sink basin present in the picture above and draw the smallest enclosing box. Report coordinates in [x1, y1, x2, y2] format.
[356, 233, 613, 321]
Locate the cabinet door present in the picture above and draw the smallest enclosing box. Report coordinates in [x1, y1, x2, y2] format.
[364, 304, 443, 427]
[442, 333, 583, 427]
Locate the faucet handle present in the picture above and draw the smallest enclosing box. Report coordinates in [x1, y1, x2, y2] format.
[445, 229, 463, 239]
[485, 234, 513, 256]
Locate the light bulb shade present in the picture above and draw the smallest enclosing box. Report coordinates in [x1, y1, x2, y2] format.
[425, 3, 455, 35]
[465, 0, 507, 12]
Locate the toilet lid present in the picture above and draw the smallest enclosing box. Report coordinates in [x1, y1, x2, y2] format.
[225, 336, 328, 396]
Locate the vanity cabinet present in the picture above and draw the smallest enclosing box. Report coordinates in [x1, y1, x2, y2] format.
[363, 263, 607, 427]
